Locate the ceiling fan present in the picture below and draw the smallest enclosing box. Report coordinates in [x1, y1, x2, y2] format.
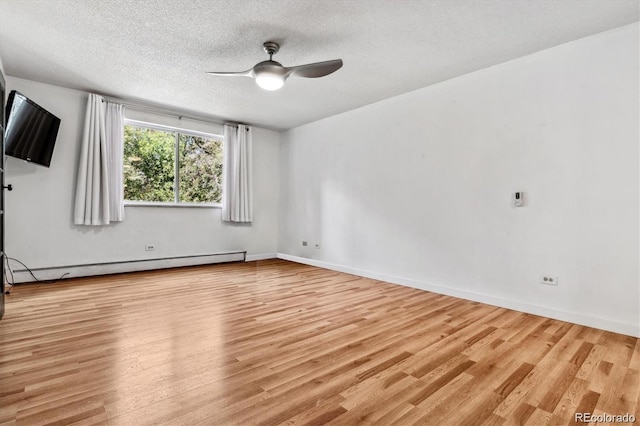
[206, 41, 343, 91]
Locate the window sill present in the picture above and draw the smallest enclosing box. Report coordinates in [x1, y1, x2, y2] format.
[124, 201, 222, 209]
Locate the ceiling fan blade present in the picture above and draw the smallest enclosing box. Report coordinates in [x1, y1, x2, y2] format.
[286, 59, 343, 78]
[205, 69, 253, 77]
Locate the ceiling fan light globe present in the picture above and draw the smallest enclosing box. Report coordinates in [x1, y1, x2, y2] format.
[255, 73, 285, 90]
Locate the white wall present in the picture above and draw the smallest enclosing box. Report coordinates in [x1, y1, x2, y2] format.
[279, 23, 640, 336]
[5, 77, 280, 273]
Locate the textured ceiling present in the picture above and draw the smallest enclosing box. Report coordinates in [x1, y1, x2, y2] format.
[0, 0, 638, 130]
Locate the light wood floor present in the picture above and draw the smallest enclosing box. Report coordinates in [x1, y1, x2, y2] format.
[0, 259, 638, 426]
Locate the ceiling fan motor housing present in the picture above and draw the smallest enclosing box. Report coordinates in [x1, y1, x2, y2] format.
[253, 60, 286, 75]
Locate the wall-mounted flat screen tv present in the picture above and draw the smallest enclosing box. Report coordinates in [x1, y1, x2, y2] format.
[4, 90, 60, 168]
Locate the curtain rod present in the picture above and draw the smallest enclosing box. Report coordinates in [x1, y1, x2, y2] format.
[99, 95, 247, 129]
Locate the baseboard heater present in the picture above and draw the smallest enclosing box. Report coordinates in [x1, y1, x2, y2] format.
[10, 251, 247, 283]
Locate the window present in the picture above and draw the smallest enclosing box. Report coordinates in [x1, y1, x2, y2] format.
[123, 121, 223, 205]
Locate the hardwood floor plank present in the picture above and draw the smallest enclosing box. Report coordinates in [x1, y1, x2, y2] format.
[537, 351, 588, 414]
[595, 365, 639, 416]
[629, 339, 640, 371]
[369, 401, 414, 425]
[587, 360, 613, 394]
[549, 377, 590, 425]
[524, 408, 553, 425]
[283, 396, 348, 426]
[332, 372, 417, 423]
[503, 401, 536, 425]
[569, 390, 600, 425]
[0, 259, 636, 426]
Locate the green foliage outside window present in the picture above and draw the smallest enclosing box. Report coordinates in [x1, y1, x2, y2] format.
[179, 134, 223, 203]
[123, 125, 223, 204]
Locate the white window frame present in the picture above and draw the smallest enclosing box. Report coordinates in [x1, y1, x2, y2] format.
[123, 119, 223, 208]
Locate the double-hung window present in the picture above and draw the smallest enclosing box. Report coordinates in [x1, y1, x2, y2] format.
[123, 120, 223, 206]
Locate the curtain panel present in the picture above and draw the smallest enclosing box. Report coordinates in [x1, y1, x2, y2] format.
[222, 124, 253, 223]
[73, 94, 125, 225]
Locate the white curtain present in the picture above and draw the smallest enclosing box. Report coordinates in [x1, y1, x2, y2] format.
[73, 94, 125, 225]
[222, 124, 253, 223]
[105, 102, 125, 221]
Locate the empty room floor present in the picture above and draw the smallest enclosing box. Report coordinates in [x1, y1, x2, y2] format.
[0, 259, 638, 425]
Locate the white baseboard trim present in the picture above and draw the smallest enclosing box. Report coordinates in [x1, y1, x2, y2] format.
[277, 253, 640, 338]
[10, 251, 247, 283]
[245, 253, 278, 261]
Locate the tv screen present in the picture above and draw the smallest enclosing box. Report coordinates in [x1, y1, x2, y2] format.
[4, 91, 60, 168]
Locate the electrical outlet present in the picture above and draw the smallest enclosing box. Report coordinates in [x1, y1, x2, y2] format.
[302, 241, 308, 247]
[145, 244, 156, 251]
[539, 275, 558, 286]
[513, 191, 525, 207]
